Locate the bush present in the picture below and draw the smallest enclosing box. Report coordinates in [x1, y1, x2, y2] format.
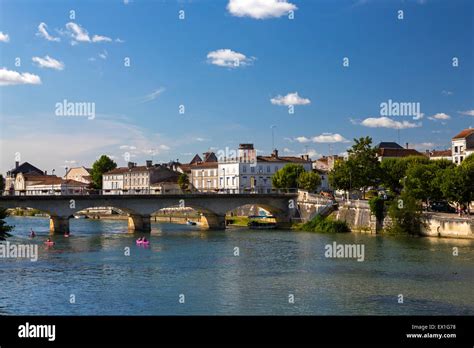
[368, 196, 385, 221]
[299, 215, 350, 233]
[387, 193, 425, 235]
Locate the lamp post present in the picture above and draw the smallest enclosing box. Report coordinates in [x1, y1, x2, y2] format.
[65, 167, 68, 195]
[51, 169, 55, 195]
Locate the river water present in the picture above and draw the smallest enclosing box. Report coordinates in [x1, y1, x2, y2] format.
[1, 216, 473, 315]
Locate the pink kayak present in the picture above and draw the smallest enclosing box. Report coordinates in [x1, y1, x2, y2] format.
[44, 241, 55, 246]
[136, 240, 150, 246]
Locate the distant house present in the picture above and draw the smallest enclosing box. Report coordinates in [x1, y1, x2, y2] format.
[102, 161, 180, 194]
[217, 144, 312, 193]
[14, 173, 88, 195]
[64, 166, 92, 185]
[190, 152, 219, 192]
[427, 149, 452, 161]
[452, 128, 474, 165]
[4, 161, 45, 195]
[375, 142, 423, 161]
[313, 155, 341, 172]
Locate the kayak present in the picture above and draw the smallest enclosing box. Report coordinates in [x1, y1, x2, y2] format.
[136, 240, 150, 246]
[44, 241, 55, 246]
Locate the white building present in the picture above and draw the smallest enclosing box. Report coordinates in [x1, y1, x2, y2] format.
[452, 128, 474, 165]
[217, 144, 312, 193]
[102, 168, 126, 194]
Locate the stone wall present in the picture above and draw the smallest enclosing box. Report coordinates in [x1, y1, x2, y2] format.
[330, 200, 372, 233]
[421, 213, 474, 239]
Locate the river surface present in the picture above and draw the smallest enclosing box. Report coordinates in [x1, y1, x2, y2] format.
[1, 216, 473, 315]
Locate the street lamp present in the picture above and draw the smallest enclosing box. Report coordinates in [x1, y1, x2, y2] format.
[65, 167, 68, 195]
[51, 169, 55, 195]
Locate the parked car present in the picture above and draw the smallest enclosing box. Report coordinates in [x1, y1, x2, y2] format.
[428, 201, 456, 213]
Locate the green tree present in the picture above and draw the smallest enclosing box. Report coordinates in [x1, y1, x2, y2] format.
[0, 208, 13, 241]
[404, 162, 444, 204]
[329, 137, 380, 198]
[0, 174, 4, 195]
[297, 171, 321, 192]
[380, 158, 407, 194]
[387, 193, 424, 235]
[440, 159, 474, 210]
[91, 155, 117, 189]
[178, 173, 190, 191]
[272, 164, 305, 191]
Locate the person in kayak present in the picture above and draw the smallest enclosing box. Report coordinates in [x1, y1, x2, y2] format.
[30, 229, 36, 238]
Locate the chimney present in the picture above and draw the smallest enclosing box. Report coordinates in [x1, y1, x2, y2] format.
[272, 149, 279, 158]
[15, 161, 19, 169]
[301, 154, 309, 161]
[405, 142, 409, 149]
[146, 160, 152, 168]
[128, 162, 135, 169]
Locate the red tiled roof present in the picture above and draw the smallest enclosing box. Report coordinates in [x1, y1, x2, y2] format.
[257, 155, 310, 163]
[430, 150, 452, 157]
[189, 161, 218, 169]
[452, 128, 474, 139]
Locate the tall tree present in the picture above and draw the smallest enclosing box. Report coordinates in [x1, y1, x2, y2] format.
[0, 207, 13, 241]
[272, 164, 305, 191]
[330, 137, 380, 198]
[404, 163, 444, 204]
[0, 174, 4, 196]
[297, 171, 321, 192]
[178, 173, 190, 191]
[91, 155, 117, 189]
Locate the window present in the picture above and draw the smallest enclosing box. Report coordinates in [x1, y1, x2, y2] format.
[274, 166, 278, 172]
[251, 167, 255, 173]
[454, 146, 458, 153]
[242, 166, 247, 173]
[267, 166, 270, 173]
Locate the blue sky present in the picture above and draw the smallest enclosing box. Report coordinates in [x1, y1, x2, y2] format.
[0, 0, 473, 174]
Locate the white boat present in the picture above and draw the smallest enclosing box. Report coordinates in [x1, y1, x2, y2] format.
[74, 215, 86, 219]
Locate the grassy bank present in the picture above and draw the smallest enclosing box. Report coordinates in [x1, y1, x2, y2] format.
[296, 215, 350, 233]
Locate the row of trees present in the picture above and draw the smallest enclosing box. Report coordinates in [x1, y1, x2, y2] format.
[272, 164, 321, 192]
[329, 137, 474, 210]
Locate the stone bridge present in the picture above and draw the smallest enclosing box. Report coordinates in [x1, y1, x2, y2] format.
[0, 193, 298, 234]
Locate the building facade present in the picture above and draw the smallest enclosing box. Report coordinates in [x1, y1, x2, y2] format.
[452, 128, 474, 165]
[64, 166, 92, 185]
[217, 144, 312, 193]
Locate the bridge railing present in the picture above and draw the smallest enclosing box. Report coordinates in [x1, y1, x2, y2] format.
[1, 188, 300, 197]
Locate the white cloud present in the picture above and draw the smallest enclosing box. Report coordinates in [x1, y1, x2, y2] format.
[92, 34, 112, 42]
[428, 113, 450, 121]
[115, 38, 125, 43]
[413, 112, 424, 120]
[283, 147, 294, 153]
[140, 88, 165, 103]
[0, 31, 10, 42]
[295, 136, 310, 143]
[305, 149, 320, 158]
[270, 92, 311, 106]
[0, 67, 41, 86]
[312, 133, 349, 143]
[98, 50, 108, 60]
[227, 0, 297, 19]
[119, 145, 137, 150]
[441, 90, 453, 96]
[295, 133, 349, 144]
[207, 49, 254, 68]
[361, 117, 421, 129]
[459, 110, 474, 117]
[413, 142, 435, 150]
[32, 55, 65, 70]
[65, 22, 91, 42]
[36, 23, 60, 42]
[65, 22, 112, 44]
